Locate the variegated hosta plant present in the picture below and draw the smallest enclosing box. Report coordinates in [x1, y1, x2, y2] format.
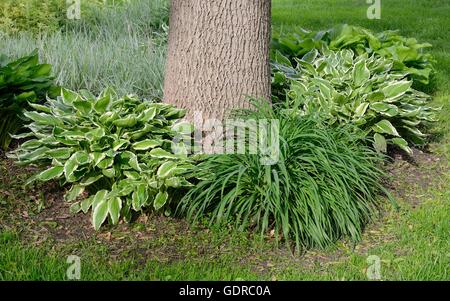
[9, 88, 195, 229]
[285, 49, 438, 154]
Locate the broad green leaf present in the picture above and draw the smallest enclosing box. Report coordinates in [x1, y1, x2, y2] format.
[113, 116, 137, 128]
[157, 161, 178, 179]
[37, 166, 64, 181]
[24, 111, 62, 126]
[372, 120, 400, 137]
[353, 60, 371, 86]
[392, 138, 413, 155]
[140, 107, 157, 122]
[132, 139, 162, 151]
[80, 175, 102, 186]
[70, 202, 82, 214]
[81, 196, 95, 214]
[86, 128, 106, 141]
[64, 155, 78, 180]
[94, 95, 111, 113]
[382, 81, 412, 99]
[92, 190, 109, 210]
[124, 171, 140, 180]
[153, 191, 168, 211]
[121, 151, 141, 171]
[62, 89, 80, 104]
[108, 197, 122, 225]
[46, 148, 73, 160]
[73, 100, 93, 115]
[113, 139, 129, 151]
[91, 152, 106, 166]
[373, 133, 387, 153]
[28, 103, 51, 113]
[97, 157, 114, 169]
[92, 199, 109, 230]
[102, 168, 116, 178]
[149, 148, 179, 159]
[354, 102, 369, 118]
[65, 185, 85, 202]
[131, 185, 148, 211]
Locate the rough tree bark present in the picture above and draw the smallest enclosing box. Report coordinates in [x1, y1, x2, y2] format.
[163, 0, 272, 121]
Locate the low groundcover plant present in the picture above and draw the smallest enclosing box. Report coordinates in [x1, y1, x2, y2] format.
[177, 101, 393, 250]
[9, 88, 195, 229]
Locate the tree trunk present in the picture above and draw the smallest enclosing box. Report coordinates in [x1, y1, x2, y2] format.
[163, 0, 272, 121]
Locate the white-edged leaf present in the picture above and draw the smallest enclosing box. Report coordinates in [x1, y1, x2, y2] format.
[373, 133, 387, 153]
[108, 197, 122, 225]
[92, 199, 109, 230]
[37, 166, 64, 181]
[153, 191, 168, 211]
[65, 185, 85, 202]
[157, 161, 178, 179]
[372, 120, 400, 137]
[132, 139, 162, 151]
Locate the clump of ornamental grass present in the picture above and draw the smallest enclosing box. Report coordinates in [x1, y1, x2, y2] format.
[178, 101, 394, 250]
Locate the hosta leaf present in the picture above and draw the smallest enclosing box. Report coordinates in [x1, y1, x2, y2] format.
[65, 185, 85, 202]
[149, 148, 179, 159]
[108, 197, 122, 225]
[92, 199, 109, 230]
[24, 111, 62, 126]
[46, 148, 73, 160]
[37, 166, 64, 181]
[165, 177, 181, 188]
[20, 139, 42, 150]
[81, 196, 95, 214]
[122, 151, 141, 171]
[392, 138, 413, 155]
[74, 151, 90, 165]
[73, 100, 93, 115]
[131, 185, 148, 211]
[140, 107, 157, 122]
[402, 126, 426, 138]
[353, 60, 371, 86]
[64, 155, 79, 180]
[372, 120, 400, 137]
[97, 157, 114, 169]
[92, 190, 109, 210]
[91, 152, 106, 166]
[382, 81, 412, 99]
[157, 161, 178, 179]
[70, 202, 82, 214]
[17, 146, 50, 162]
[113, 116, 137, 128]
[113, 139, 130, 151]
[86, 128, 106, 141]
[80, 175, 103, 186]
[132, 139, 162, 151]
[153, 191, 168, 211]
[62, 89, 80, 104]
[373, 133, 387, 153]
[94, 95, 111, 113]
[124, 171, 140, 180]
[102, 168, 116, 178]
[28, 103, 51, 113]
[354, 102, 369, 118]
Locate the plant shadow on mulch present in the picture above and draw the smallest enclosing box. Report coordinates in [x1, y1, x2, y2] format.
[0, 144, 448, 276]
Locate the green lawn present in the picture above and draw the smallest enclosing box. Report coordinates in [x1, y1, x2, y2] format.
[0, 0, 449, 281]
